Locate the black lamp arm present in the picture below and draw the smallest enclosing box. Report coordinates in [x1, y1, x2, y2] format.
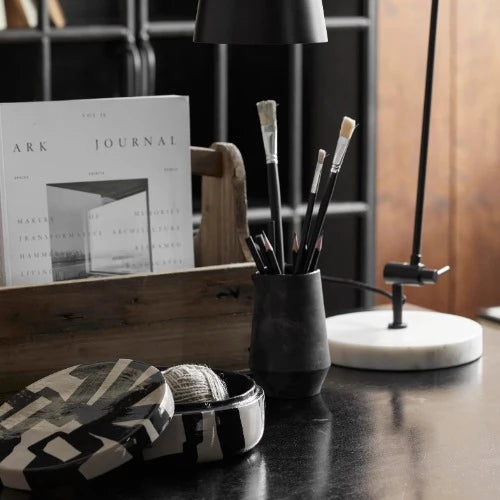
[411, 0, 440, 266]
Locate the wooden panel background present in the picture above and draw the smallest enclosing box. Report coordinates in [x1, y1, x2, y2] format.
[377, 0, 500, 317]
[453, 1, 500, 316]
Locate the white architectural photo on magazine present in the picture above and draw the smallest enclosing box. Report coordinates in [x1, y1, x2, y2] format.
[0, 96, 193, 285]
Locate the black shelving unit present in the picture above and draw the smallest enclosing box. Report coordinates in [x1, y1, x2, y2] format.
[0, 0, 377, 314]
[0, 0, 140, 99]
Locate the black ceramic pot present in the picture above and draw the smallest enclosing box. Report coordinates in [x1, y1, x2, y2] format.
[249, 270, 331, 398]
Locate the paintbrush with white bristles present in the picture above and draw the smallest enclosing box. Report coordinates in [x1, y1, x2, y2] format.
[302, 117, 357, 273]
[294, 148, 326, 274]
[256, 100, 284, 273]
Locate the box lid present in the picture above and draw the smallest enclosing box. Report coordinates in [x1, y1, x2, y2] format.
[0, 359, 174, 491]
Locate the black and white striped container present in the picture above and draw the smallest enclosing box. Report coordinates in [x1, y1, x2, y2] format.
[143, 370, 265, 464]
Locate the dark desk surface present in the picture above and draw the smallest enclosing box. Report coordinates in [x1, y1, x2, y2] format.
[2, 320, 499, 500]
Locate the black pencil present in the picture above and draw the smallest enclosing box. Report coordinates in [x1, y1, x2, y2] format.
[303, 117, 356, 272]
[245, 236, 267, 274]
[268, 220, 276, 258]
[309, 234, 323, 273]
[255, 234, 271, 272]
[292, 233, 299, 271]
[257, 100, 284, 273]
[294, 149, 326, 274]
[261, 231, 282, 275]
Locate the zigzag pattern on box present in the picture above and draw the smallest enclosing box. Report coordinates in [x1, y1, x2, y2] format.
[0, 359, 174, 491]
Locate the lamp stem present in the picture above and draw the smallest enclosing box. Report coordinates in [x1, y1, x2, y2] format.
[410, 0, 439, 266]
[389, 284, 406, 329]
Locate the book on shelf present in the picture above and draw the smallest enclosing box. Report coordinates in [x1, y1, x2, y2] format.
[0, 1, 6, 30]
[48, 0, 65, 28]
[5, 0, 36, 28]
[0, 96, 194, 286]
[4, 0, 66, 29]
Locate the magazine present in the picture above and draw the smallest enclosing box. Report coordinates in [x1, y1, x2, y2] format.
[0, 96, 193, 285]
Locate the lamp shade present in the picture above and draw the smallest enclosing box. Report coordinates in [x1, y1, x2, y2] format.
[194, 0, 328, 45]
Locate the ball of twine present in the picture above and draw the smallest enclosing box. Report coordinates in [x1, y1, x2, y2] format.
[163, 364, 229, 404]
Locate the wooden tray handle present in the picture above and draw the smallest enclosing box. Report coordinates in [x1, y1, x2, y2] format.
[192, 143, 252, 267]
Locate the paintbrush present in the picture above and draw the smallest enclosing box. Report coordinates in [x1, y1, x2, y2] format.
[257, 100, 284, 274]
[294, 148, 326, 274]
[303, 117, 356, 273]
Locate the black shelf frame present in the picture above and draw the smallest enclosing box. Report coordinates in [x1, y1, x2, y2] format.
[0, 0, 377, 308]
[0, 0, 140, 98]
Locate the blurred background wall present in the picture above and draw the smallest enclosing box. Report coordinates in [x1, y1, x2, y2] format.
[377, 0, 500, 317]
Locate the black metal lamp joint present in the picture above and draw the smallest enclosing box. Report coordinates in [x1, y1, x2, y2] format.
[383, 261, 450, 329]
[384, 262, 450, 286]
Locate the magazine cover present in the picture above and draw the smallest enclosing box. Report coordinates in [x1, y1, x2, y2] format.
[0, 96, 193, 285]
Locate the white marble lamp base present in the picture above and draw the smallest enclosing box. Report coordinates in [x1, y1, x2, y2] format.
[326, 310, 483, 371]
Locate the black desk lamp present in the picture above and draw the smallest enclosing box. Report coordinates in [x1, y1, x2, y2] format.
[326, 0, 483, 371]
[194, 0, 328, 45]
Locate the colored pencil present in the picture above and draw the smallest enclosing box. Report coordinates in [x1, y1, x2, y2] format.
[309, 234, 323, 272]
[261, 231, 282, 275]
[292, 233, 299, 271]
[245, 236, 267, 274]
[255, 234, 271, 272]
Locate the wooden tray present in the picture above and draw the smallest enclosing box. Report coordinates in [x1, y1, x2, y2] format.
[0, 142, 255, 393]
